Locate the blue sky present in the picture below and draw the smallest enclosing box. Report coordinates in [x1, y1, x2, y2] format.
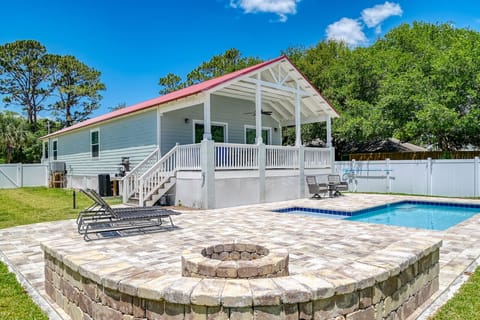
[1, 0, 479, 117]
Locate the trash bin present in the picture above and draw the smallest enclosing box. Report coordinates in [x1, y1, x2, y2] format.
[98, 174, 112, 196]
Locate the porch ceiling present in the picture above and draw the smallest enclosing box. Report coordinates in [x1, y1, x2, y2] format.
[209, 58, 338, 126]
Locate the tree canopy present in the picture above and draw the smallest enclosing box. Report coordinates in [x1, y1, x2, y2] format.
[0, 40, 54, 132]
[159, 48, 262, 94]
[48, 55, 105, 126]
[286, 22, 480, 155]
[0, 40, 106, 130]
[0, 40, 105, 162]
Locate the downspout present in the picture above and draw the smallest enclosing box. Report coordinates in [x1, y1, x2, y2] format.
[157, 107, 163, 158]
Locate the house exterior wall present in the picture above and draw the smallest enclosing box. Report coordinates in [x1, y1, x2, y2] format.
[161, 95, 281, 155]
[45, 109, 158, 184]
[176, 168, 331, 209]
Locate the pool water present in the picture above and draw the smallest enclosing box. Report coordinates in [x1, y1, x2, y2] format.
[274, 201, 480, 231]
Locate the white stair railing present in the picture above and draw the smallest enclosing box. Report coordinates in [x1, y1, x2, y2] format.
[138, 147, 177, 206]
[134, 144, 202, 206]
[122, 147, 159, 202]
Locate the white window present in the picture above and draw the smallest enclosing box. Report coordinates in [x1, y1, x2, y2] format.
[193, 120, 228, 143]
[91, 129, 99, 158]
[44, 141, 49, 159]
[244, 125, 272, 145]
[52, 139, 58, 160]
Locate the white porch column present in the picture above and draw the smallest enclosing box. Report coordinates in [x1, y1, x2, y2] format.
[203, 93, 212, 140]
[201, 139, 215, 209]
[295, 86, 301, 146]
[326, 115, 332, 148]
[255, 74, 263, 144]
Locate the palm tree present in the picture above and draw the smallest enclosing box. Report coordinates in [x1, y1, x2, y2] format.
[0, 111, 29, 163]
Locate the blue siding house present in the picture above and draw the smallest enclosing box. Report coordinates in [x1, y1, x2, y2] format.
[41, 56, 339, 209]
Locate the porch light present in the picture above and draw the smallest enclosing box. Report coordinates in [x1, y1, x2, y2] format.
[184, 118, 189, 124]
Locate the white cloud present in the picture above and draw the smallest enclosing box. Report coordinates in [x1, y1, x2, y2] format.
[326, 18, 367, 46]
[361, 2, 403, 28]
[229, 0, 300, 22]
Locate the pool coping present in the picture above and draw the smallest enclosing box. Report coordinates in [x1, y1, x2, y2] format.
[273, 199, 480, 220]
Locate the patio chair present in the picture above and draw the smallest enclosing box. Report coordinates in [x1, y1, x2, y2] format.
[327, 174, 349, 196]
[306, 176, 329, 199]
[77, 188, 180, 240]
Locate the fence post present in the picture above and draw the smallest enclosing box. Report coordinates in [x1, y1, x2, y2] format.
[475, 157, 479, 197]
[427, 157, 433, 196]
[258, 143, 266, 203]
[298, 145, 305, 198]
[351, 159, 357, 192]
[386, 158, 391, 193]
[17, 163, 23, 188]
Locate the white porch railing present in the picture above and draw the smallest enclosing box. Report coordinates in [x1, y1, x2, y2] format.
[176, 143, 201, 170]
[122, 147, 159, 202]
[214, 143, 259, 169]
[266, 145, 299, 169]
[213, 143, 330, 170]
[304, 147, 331, 168]
[128, 143, 332, 206]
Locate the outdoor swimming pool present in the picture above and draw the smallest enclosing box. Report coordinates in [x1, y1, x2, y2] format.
[274, 200, 480, 230]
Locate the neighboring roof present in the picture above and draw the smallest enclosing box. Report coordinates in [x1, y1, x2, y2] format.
[42, 55, 337, 139]
[360, 138, 427, 153]
[388, 138, 427, 152]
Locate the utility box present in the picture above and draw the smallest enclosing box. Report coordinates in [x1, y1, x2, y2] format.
[98, 174, 112, 197]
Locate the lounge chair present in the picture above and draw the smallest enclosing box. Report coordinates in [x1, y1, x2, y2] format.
[328, 174, 349, 196]
[77, 188, 180, 240]
[306, 176, 328, 199]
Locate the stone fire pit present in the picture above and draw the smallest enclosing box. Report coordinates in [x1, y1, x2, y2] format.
[182, 243, 289, 278]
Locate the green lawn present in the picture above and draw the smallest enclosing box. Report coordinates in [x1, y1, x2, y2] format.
[431, 268, 480, 319]
[0, 263, 47, 320]
[0, 187, 478, 319]
[0, 187, 120, 319]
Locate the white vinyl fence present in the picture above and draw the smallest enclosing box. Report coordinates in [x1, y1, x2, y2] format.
[0, 164, 48, 189]
[335, 158, 480, 197]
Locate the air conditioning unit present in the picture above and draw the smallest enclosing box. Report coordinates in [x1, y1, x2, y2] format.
[50, 161, 66, 172]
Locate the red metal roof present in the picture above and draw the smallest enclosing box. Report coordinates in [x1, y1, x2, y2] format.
[42, 55, 336, 139]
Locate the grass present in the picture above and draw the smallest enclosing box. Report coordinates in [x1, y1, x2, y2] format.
[430, 268, 480, 319]
[0, 187, 121, 229]
[0, 263, 47, 320]
[0, 187, 121, 319]
[0, 187, 478, 319]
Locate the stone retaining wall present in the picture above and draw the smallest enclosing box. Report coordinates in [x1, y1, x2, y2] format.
[43, 245, 440, 320]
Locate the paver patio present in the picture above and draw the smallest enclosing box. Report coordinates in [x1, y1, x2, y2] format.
[0, 193, 479, 319]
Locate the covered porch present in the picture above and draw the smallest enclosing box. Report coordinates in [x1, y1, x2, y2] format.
[123, 56, 339, 208]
